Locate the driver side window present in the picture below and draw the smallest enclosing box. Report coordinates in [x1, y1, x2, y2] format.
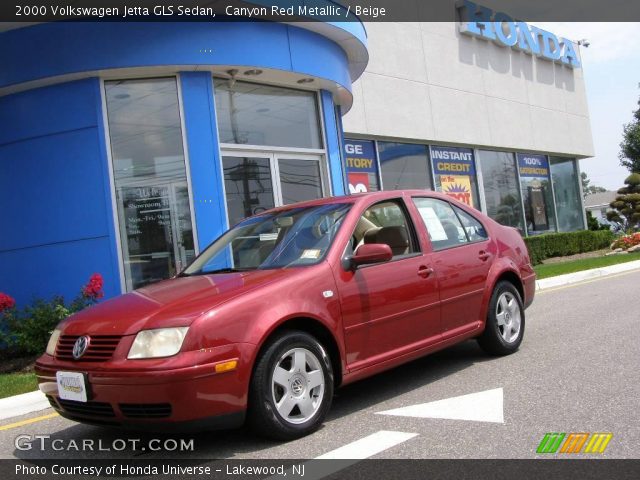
[348, 200, 419, 258]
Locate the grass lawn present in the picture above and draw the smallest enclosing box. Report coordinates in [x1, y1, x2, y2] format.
[534, 252, 640, 279]
[0, 372, 38, 399]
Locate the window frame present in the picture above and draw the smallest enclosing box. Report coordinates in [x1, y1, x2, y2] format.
[342, 198, 422, 269]
[450, 203, 490, 245]
[213, 77, 326, 154]
[101, 75, 199, 293]
[220, 150, 329, 227]
[411, 196, 490, 252]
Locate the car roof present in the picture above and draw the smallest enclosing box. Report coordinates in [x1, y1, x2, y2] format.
[259, 189, 458, 214]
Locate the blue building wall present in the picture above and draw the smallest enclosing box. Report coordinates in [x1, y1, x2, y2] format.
[0, 22, 353, 93]
[179, 72, 228, 250]
[0, 20, 367, 306]
[0, 78, 121, 306]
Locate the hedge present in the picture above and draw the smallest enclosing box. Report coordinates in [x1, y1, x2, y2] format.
[524, 230, 615, 265]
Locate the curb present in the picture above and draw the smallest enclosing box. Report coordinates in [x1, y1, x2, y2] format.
[536, 259, 640, 291]
[0, 390, 50, 421]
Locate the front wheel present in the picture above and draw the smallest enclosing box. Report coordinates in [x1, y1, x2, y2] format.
[248, 331, 334, 440]
[477, 281, 525, 355]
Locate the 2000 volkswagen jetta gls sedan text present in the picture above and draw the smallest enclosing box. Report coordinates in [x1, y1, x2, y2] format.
[36, 190, 535, 440]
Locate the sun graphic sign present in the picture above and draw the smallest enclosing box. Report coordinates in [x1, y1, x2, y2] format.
[441, 175, 474, 207]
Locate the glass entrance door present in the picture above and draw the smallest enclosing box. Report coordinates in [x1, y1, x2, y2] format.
[222, 156, 276, 227]
[116, 181, 195, 290]
[222, 152, 327, 226]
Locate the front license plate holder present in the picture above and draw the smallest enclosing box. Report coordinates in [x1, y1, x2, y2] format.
[56, 371, 88, 402]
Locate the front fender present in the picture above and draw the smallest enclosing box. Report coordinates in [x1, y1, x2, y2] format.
[186, 263, 345, 372]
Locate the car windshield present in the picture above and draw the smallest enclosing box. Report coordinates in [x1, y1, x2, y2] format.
[182, 203, 352, 275]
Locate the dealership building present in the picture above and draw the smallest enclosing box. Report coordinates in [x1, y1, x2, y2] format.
[0, 15, 593, 305]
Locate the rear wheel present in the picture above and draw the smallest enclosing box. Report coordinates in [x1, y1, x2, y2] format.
[248, 331, 333, 440]
[477, 281, 525, 355]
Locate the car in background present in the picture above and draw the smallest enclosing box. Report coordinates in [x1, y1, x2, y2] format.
[36, 190, 535, 440]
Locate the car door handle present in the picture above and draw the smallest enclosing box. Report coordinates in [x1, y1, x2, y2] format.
[418, 266, 434, 278]
[478, 250, 491, 261]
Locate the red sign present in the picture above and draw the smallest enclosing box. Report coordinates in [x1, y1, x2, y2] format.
[348, 173, 370, 194]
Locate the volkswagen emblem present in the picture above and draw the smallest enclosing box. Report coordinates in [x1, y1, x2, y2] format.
[72, 336, 90, 360]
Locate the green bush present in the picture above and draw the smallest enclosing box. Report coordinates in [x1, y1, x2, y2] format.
[524, 230, 615, 265]
[0, 274, 104, 356]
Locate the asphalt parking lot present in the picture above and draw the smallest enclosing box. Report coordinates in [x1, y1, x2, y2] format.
[2, 270, 639, 462]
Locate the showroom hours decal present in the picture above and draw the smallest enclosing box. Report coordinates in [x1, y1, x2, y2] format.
[122, 186, 172, 236]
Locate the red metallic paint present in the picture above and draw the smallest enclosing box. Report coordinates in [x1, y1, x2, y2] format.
[35, 190, 535, 430]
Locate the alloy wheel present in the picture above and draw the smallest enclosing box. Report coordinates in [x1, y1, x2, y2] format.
[271, 347, 325, 425]
[496, 291, 522, 343]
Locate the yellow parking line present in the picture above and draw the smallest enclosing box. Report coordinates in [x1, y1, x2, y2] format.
[538, 269, 640, 294]
[0, 412, 59, 431]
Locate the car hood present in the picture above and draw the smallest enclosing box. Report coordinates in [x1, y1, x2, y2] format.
[59, 269, 296, 336]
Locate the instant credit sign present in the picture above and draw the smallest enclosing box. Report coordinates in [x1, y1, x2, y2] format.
[431, 146, 476, 207]
[344, 139, 377, 193]
[517, 154, 550, 178]
[431, 146, 476, 176]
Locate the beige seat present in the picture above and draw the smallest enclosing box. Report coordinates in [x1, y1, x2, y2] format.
[363, 226, 410, 256]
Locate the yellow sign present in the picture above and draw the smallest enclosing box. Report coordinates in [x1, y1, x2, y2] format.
[440, 175, 474, 208]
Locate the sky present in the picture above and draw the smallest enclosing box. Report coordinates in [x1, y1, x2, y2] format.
[542, 23, 640, 190]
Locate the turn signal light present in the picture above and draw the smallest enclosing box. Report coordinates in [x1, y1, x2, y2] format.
[215, 359, 238, 373]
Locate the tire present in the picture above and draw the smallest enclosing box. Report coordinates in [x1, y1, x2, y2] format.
[248, 330, 334, 440]
[477, 281, 525, 356]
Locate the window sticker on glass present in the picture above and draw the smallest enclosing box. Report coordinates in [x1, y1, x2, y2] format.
[259, 233, 278, 241]
[301, 249, 321, 260]
[418, 207, 448, 241]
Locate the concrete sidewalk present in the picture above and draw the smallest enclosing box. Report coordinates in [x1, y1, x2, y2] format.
[0, 390, 49, 421]
[535, 259, 640, 290]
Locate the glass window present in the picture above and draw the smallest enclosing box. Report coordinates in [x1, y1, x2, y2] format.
[550, 157, 585, 232]
[431, 145, 481, 210]
[517, 154, 556, 234]
[344, 139, 380, 193]
[348, 201, 418, 258]
[413, 198, 469, 250]
[223, 156, 275, 227]
[105, 78, 195, 290]
[378, 142, 432, 190]
[182, 204, 351, 273]
[477, 150, 525, 234]
[214, 79, 322, 149]
[278, 158, 323, 205]
[452, 205, 488, 242]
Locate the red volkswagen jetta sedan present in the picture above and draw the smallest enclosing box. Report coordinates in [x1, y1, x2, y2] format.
[36, 190, 535, 439]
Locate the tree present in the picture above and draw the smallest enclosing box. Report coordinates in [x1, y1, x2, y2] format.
[606, 173, 640, 231]
[586, 211, 608, 231]
[619, 95, 640, 173]
[580, 171, 607, 198]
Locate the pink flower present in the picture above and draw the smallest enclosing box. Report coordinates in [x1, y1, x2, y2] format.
[0, 292, 15, 312]
[82, 273, 104, 300]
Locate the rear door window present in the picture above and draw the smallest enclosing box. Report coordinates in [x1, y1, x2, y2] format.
[412, 197, 468, 251]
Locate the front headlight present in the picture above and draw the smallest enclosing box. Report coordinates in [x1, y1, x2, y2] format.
[127, 327, 189, 359]
[45, 329, 61, 356]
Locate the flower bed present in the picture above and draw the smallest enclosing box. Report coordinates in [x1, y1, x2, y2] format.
[611, 232, 640, 251]
[0, 274, 104, 357]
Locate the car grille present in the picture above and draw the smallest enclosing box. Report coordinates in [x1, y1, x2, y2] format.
[51, 397, 116, 418]
[55, 335, 121, 362]
[119, 403, 172, 419]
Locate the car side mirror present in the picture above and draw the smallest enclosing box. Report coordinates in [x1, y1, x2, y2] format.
[349, 243, 393, 269]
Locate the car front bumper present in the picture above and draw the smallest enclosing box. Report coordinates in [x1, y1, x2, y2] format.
[35, 343, 255, 431]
